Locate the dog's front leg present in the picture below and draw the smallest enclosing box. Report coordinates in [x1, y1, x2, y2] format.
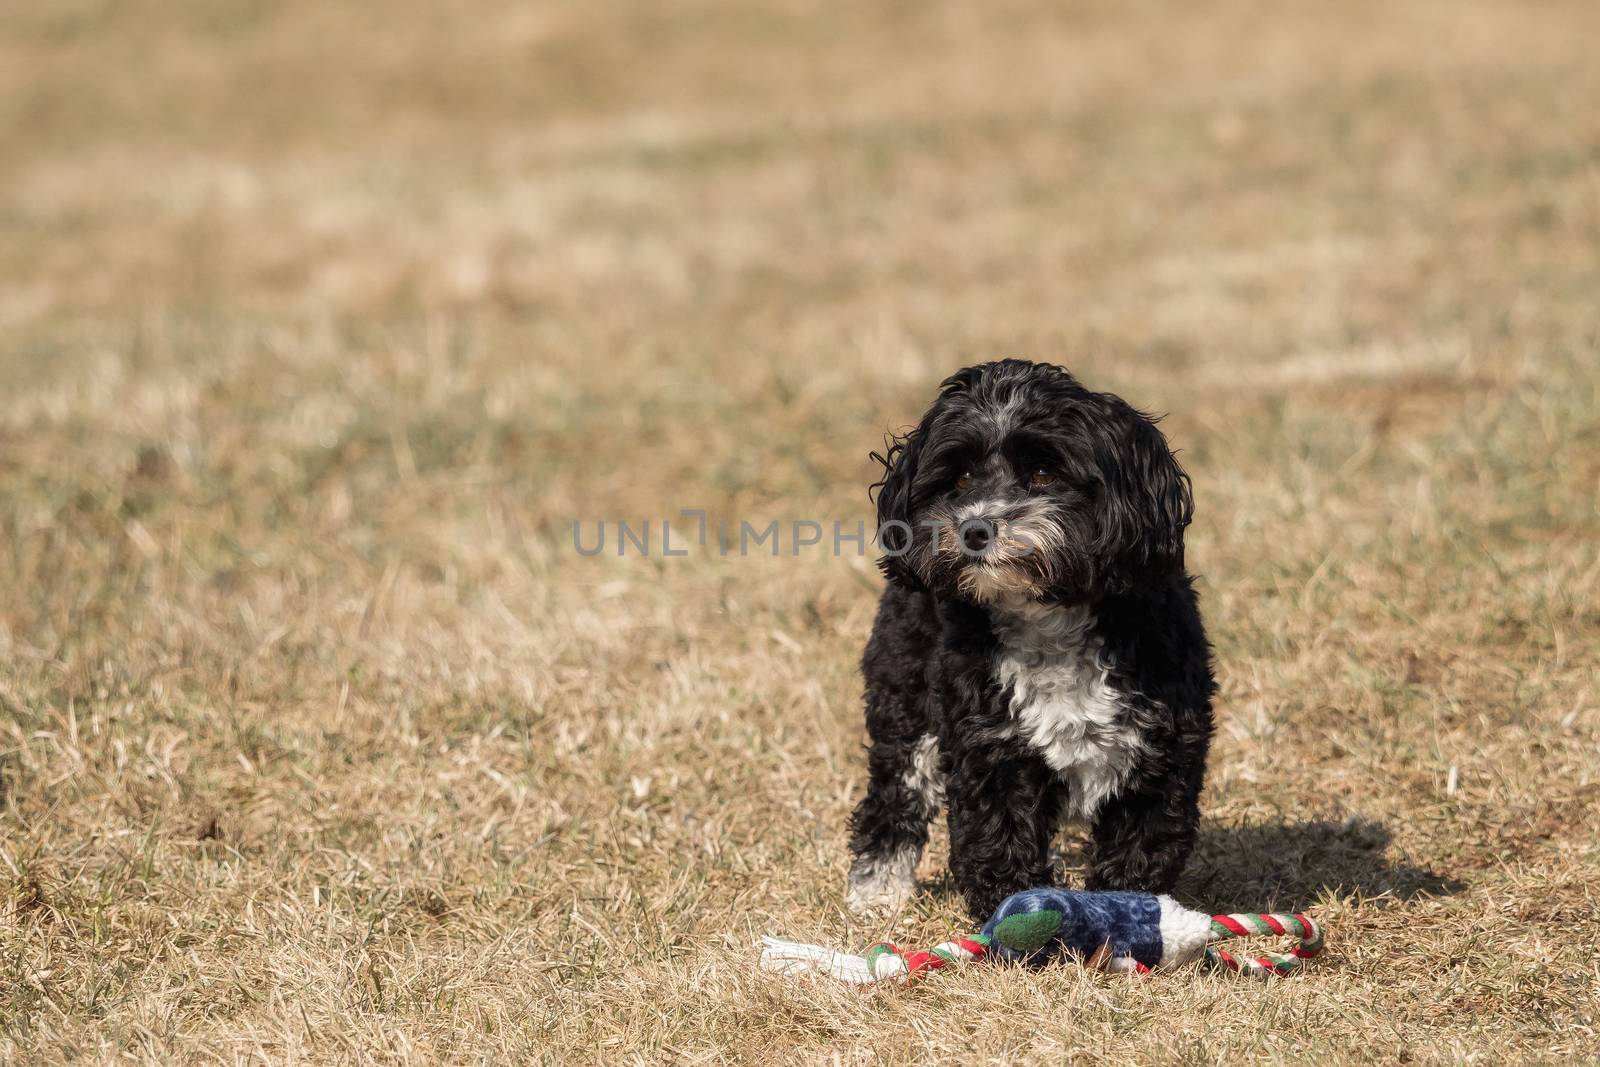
[845, 727, 941, 914]
[1084, 771, 1203, 893]
[945, 748, 1062, 920]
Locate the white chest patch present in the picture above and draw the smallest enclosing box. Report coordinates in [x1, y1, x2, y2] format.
[992, 599, 1149, 821]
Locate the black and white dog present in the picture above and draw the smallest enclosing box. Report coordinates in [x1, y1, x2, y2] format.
[846, 359, 1215, 920]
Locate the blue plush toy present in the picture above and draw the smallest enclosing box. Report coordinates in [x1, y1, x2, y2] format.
[760, 887, 1324, 983]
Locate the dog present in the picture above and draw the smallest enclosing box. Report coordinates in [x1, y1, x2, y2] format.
[846, 359, 1215, 920]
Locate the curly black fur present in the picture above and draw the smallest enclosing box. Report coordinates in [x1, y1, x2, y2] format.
[847, 360, 1215, 920]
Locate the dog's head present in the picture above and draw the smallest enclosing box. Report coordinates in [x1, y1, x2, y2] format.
[872, 360, 1192, 605]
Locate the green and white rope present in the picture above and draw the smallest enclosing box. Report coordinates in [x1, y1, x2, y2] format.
[1203, 912, 1325, 977]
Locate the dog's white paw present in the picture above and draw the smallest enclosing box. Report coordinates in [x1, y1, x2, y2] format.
[846, 849, 918, 915]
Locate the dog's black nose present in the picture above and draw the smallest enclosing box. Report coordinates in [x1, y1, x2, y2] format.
[961, 521, 992, 553]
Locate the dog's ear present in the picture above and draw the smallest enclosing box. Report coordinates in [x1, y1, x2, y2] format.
[1135, 416, 1194, 571]
[1092, 402, 1194, 579]
[871, 366, 984, 587]
[870, 425, 927, 587]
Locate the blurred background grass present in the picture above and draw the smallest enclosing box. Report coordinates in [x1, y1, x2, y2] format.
[2, 1, 1598, 1063]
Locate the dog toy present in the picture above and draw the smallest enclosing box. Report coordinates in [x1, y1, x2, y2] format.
[760, 887, 1323, 985]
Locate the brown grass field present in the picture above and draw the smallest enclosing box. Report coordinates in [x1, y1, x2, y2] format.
[3, 1, 1599, 1062]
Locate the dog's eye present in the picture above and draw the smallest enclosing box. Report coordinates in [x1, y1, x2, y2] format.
[955, 472, 975, 492]
[1027, 468, 1057, 489]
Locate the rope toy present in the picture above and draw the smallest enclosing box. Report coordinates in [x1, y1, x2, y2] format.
[760, 887, 1324, 985]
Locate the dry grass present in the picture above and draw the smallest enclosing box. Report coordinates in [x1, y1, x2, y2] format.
[3, 0, 1599, 1062]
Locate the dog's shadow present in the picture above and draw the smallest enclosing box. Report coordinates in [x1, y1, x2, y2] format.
[1175, 816, 1465, 913]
